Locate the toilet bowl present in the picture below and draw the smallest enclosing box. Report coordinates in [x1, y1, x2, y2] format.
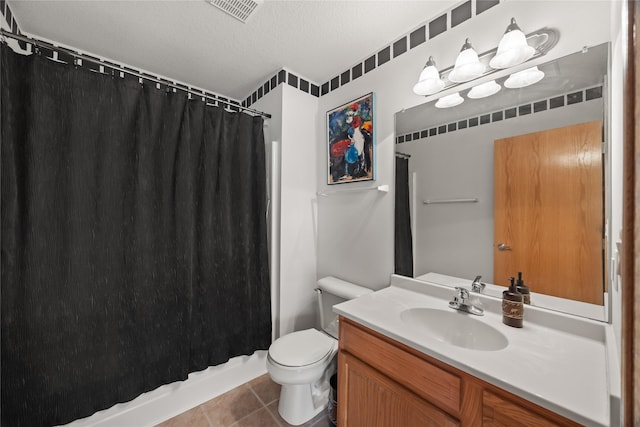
[266, 328, 338, 425]
[266, 276, 373, 426]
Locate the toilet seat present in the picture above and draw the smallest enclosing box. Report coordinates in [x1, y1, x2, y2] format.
[268, 328, 336, 367]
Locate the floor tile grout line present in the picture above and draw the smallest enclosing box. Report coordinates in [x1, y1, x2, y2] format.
[265, 403, 286, 427]
[155, 376, 289, 427]
[247, 383, 268, 406]
[197, 404, 215, 427]
[248, 381, 280, 407]
[251, 382, 285, 427]
[228, 403, 274, 427]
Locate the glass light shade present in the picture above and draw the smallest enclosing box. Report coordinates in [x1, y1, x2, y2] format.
[448, 39, 485, 83]
[467, 80, 501, 99]
[413, 56, 445, 96]
[435, 92, 464, 108]
[504, 66, 545, 88]
[489, 18, 535, 69]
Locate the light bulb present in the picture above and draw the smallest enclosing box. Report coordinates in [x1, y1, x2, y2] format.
[504, 66, 545, 88]
[413, 56, 445, 96]
[468, 80, 501, 99]
[435, 92, 464, 108]
[448, 39, 485, 83]
[490, 18, 535, 69]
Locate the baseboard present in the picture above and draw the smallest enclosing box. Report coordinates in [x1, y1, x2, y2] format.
[61, 351, 268, 427]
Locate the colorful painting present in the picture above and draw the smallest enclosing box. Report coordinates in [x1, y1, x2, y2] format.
[327, 93, 375, 184]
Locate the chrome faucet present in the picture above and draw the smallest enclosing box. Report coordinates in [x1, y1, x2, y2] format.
[449, 287, 484, 316]
[471, 275, 486, 293]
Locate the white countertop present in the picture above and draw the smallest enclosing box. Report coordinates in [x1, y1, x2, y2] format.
[333, 275, 617, 427]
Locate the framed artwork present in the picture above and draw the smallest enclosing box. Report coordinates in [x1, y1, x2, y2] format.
[327, 92, 375, 185]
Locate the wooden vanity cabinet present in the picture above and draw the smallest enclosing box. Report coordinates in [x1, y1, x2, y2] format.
[339, 352, 459, 427]
[337, 317, 582, 427]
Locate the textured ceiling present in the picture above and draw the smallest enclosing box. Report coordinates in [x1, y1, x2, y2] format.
[8, 0, 459, 100]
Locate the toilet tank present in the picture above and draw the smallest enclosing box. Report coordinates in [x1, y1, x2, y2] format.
[316, 276, 373, 339]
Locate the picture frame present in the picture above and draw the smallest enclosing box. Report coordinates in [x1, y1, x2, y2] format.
[326, 92, 375, 185]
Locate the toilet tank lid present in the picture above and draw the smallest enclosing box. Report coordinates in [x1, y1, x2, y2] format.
[317, 276, 373, 300]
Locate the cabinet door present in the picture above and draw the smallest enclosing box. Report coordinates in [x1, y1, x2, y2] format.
[340, 315, 462, 415]
[339, 351, 459, 427]
[482, 390, 571, 427]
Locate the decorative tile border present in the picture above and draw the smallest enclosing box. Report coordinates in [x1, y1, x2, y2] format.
[0, 0, 28, 50]
[5, 0, 502, 110]
[242, 0, 501, 105]
[395, 85, 604, 144]
[242, 68, 321, 108]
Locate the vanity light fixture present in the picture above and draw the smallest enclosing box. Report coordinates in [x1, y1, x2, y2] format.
[412, 20, 557, 102]
[504, 66, 545, 88]
[412, 56, 446, 96]
[448, 39, 485, 83]
[435, 92, 464, 108]
[489, 18, 535, 69]
[467, 80, 501, 99]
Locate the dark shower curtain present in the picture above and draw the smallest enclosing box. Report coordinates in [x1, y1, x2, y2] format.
[395, 156, 413, 276]
[0, 44, 271, 426]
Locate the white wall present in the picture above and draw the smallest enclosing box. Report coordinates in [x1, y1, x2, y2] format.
[277, 84, 320, 336]
[315, 0, 614, 291]
[252, 86, 284, 340]
[313, 2, 624, 419]
[254, 82, 320, 337]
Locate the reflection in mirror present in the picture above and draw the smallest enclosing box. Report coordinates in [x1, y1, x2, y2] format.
[394, 43, 609, 321]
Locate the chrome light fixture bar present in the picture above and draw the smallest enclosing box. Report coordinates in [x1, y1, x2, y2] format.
[413, 23, 558, 97]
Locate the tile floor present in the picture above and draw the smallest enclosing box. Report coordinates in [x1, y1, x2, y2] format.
[156, 374, 332, 427]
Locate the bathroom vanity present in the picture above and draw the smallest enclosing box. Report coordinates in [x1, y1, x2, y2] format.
[334, 275, 619, 426]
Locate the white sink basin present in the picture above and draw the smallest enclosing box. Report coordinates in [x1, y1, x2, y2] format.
[400, 308, 508, 351]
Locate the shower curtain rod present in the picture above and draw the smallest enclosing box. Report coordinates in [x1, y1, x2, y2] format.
[0, 29, 271, 119]
[395, 151, 411, 158]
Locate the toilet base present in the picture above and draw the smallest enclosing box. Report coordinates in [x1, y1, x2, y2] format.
[278, 383, 326, 425]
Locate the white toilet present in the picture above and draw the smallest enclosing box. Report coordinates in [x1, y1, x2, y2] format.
[266, 276, 372, 425]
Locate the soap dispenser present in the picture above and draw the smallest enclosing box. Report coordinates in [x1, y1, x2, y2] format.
[502, 277, 524, 328]
[515, 271, 531, 305]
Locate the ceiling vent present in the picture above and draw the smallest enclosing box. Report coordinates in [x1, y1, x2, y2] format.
[208, 0, 262, 23]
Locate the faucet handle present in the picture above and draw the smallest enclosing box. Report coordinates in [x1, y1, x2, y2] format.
[471, 275, 486, 292]
[454, 286, 470, 302]
[449, 286, 484, 315]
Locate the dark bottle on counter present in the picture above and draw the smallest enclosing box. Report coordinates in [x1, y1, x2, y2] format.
[502, 277, 524, 328]
[515, 271, 531, 305]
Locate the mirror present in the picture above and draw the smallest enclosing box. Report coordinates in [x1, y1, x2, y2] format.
[394, 43, 609, 321]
